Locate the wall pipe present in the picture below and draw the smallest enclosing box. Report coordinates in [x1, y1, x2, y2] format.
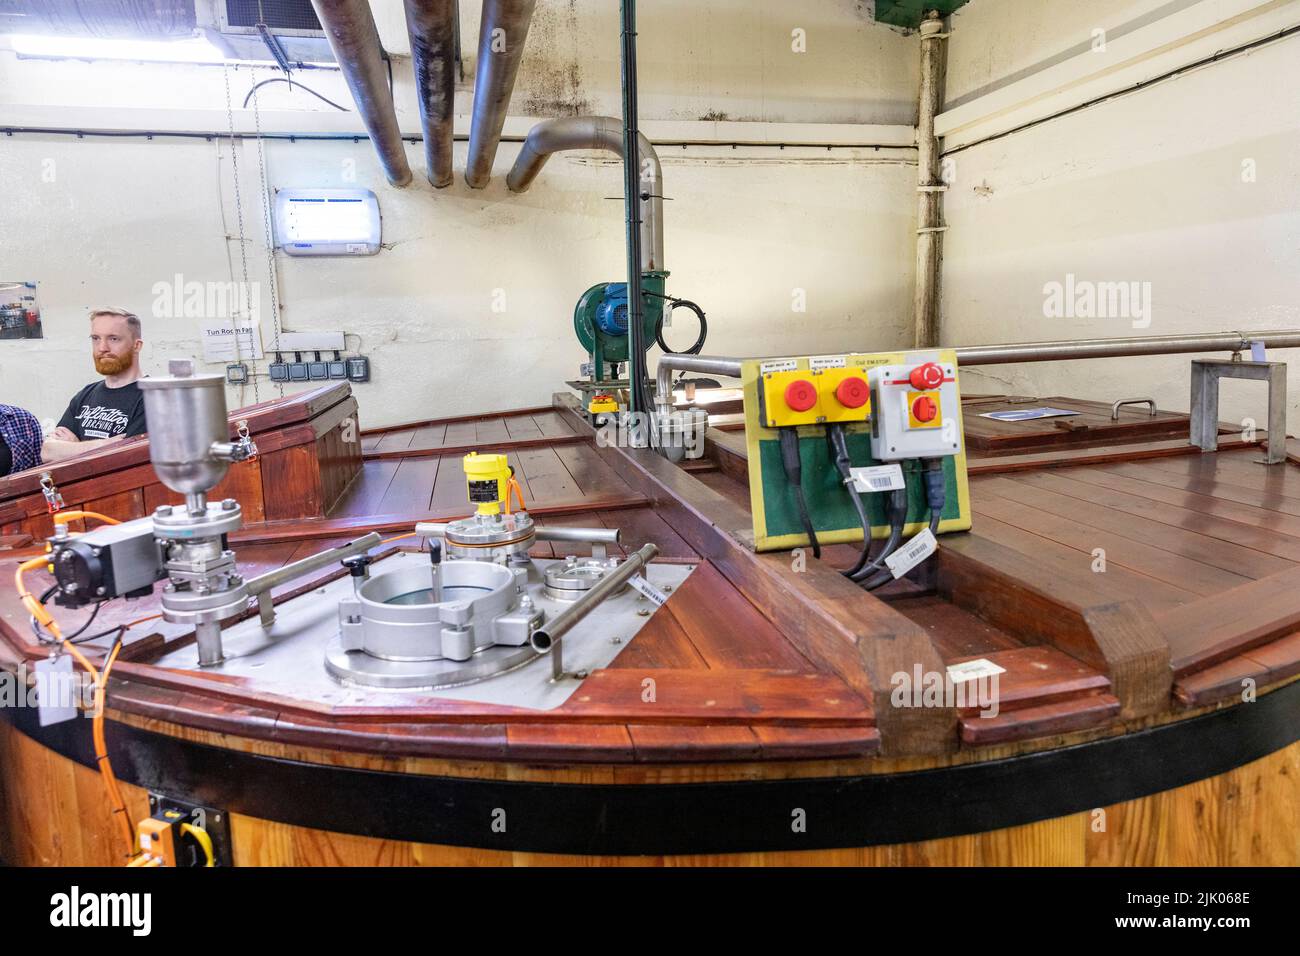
[402, 0, 457, 187]
[464, 0, 536, 188]
[309, 0, 411, 187]
[914, 11, 949, 349]
[505, 116, 665, 273]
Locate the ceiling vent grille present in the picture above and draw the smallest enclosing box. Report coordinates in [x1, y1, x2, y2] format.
[221, 0, 323, 36]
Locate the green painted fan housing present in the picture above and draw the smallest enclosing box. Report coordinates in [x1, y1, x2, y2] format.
[874, 0, 969, 29]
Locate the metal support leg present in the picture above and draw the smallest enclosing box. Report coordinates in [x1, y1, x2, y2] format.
[1268, 361, 1289, 463]
[1189, 359, 1288, 465]
[195, 620, 225, 667]
[257, 591, 276, 628]
[1189, 362, 1220, 453]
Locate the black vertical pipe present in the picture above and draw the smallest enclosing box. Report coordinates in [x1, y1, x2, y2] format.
[620, 0, 646, 418]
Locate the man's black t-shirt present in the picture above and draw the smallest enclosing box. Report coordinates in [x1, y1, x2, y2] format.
[57, 380, 148, 441]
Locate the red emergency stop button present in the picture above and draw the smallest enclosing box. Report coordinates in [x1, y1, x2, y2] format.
[912, 395, 938, 423]
[909, 362, 945, 390]
[834, 376, 869, 409]
[783, 379, 818, 412]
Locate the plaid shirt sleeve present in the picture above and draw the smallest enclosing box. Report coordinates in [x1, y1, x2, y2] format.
[0, 404, 43, 474]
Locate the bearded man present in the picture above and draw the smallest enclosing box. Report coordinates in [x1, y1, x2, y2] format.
[42, 308, 149, 463]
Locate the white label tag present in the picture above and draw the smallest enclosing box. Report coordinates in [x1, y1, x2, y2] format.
[885, 528, 939, 579]
[628, 574, 668, 607]
[760, 359, 798, 374]
[946, 658, 1007, 684]
[579, 362, 594, 377]
[849, 464, 906, 493]
[34, 655, 79, 726]
[810, 355, 847, 370]
[1251, 341, 1267, 362]
[661, 300, 673, 328]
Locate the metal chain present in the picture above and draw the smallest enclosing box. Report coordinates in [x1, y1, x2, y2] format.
[250, 75, 285, 398]
[222, 60, 259, 404]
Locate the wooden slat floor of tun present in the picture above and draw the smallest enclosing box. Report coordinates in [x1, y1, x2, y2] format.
[685, 428, 1300, 709]
[0, 407, 883, 764]
[361, 407, 582, 458]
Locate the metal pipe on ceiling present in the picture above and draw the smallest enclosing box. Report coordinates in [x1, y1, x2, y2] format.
[402, 0, 457, 187]
[464, 0, 536, 188]
[309, 0, 412, 187]
[506, 115, 665, 273]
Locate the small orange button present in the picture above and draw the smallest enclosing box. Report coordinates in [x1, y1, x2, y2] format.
[784, 379, 818, 412]
[834, 377, 869, 409]
[909, 362, 944, 390]
[912, 395, 938, 423]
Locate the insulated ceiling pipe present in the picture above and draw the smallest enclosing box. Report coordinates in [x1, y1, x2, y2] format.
[309, 0, 412, 187]
[403, 0, 457, 187]
[506, 116, 665, 273]
[464, 0, 536, 188]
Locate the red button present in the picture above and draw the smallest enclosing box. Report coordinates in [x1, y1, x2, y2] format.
[834, 377, 869, 409]
[912, 395, 938, 423]
[909, 362, 945, 390]
[783, 379, 818, 412]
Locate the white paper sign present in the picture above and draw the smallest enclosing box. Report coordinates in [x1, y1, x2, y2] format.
[810, 355, 847, 370]
[885, 528, 939, 579]
[760, 359, 798, 374]
[628, 574, 668, 607]
[34, 655, 78, 726]
[849, 464, 906, 493]
[200, 320, 264, 363]
[946, 658, 1007, 684]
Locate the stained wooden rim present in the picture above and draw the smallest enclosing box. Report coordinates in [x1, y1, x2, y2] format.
[3, 679, 1296, 856]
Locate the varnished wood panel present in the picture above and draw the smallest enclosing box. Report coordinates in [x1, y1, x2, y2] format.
[2, 722, 1293, 866]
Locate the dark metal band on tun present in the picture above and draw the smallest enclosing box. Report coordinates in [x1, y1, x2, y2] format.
[4, 679, 1295, 857]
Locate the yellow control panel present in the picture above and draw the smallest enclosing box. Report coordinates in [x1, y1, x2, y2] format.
[757, 364, 872, 429]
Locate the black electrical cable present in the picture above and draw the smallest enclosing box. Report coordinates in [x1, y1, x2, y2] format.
[645, 291, 708, 355]
[825, 426, 875, 577]
[852, 486, 907, 584]
[860, 459, 946, 591]
[779, 428, 820, 560]
[242, 77, 350, 112]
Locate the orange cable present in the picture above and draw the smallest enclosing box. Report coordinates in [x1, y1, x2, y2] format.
[52, 510, 121, 527]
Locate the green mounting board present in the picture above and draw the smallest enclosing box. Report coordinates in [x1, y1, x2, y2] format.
[756, 428, 963, 541]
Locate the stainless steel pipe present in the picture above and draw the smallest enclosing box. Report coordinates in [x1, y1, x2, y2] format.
[952, 330, 1300, 366]
[310, 0, 412, 187]
[654, 331, 1300, 403]
[464, 0, 536, 188]
[414, 522, 620, 545]
[245, 532, 382, 597]
[506, 116, 665, 272]
[529, 543, 658, 653]
[403, 0, 457, 187]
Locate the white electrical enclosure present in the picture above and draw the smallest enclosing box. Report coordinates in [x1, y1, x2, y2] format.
[274, 188, 382, 257]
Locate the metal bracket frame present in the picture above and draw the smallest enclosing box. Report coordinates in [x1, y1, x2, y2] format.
[1190, 359, 1287, 465]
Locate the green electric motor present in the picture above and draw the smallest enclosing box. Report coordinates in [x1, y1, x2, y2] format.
[573, 272, 667, 383]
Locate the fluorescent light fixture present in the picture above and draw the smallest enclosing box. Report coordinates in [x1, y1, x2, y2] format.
[9, 33, 227, 64]
[274, 189, 382, 257]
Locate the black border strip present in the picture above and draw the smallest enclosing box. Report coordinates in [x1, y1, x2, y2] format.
[3, 681, 1297, 856]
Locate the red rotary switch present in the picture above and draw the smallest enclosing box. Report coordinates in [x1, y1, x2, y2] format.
[909, 362, 945, 390]
[834, 376, 870, 409]
[912, 395, 938, 423]
[783, 379, 819, 412]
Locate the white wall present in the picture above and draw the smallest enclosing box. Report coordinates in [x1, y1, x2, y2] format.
[941, 0, 1300, 427]
[0, 0, 920, 428]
